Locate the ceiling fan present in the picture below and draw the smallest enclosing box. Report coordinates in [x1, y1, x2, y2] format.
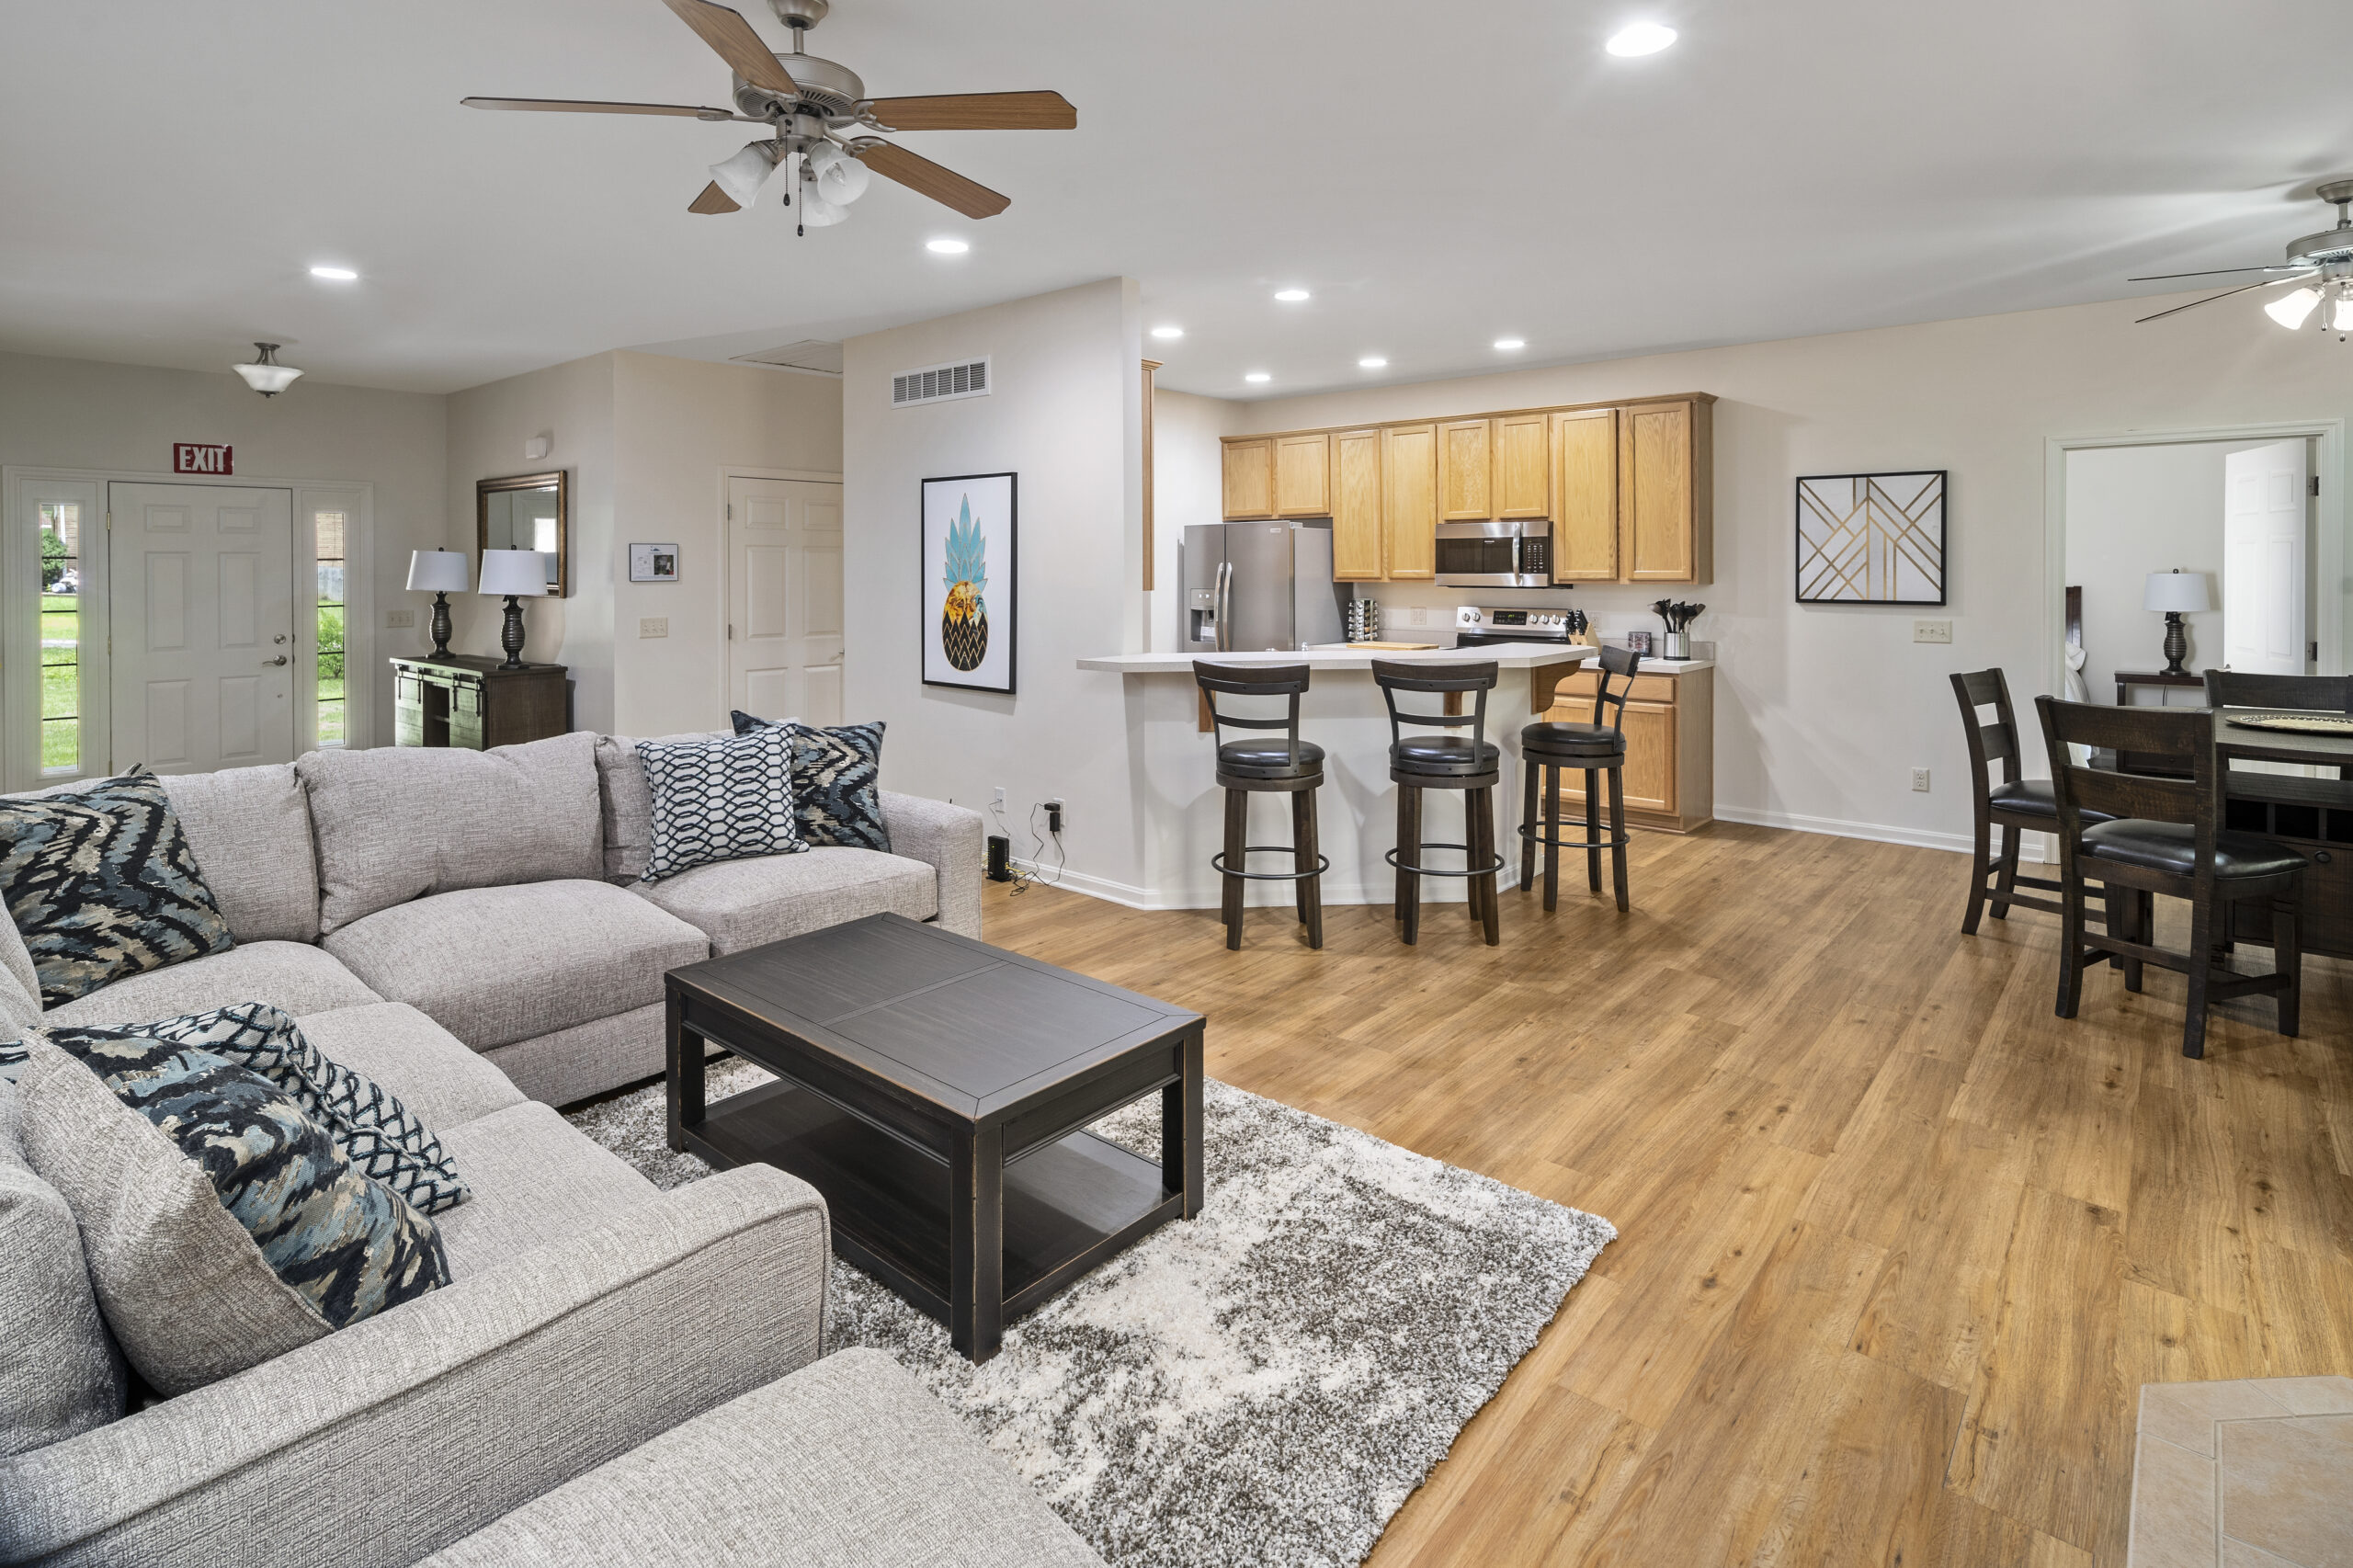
[463, 0, 1074, 233]
[2131, 179, 2353, 336]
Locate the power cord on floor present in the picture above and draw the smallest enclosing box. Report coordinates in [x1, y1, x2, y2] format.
[986, 799, 1067, 895]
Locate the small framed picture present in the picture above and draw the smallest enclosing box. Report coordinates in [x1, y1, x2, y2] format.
[630, 543, 679, 583]
[1625, 630, 1653, 654]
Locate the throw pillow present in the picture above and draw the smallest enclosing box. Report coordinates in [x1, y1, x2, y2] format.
[44, 1003, 470, 1215]
[16, 1036, 448, 1395]
[731, 713, 892, 853]
[637, 727, 807, 883]
[0, 772, 234, 1007]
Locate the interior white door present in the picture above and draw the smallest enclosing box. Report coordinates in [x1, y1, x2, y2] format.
[726, 476, 844, 726]
[108, 482, 295, 774]
[2222, 439, 2309, 676]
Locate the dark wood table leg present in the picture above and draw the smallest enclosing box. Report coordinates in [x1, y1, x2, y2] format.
[1164, 1028, 1205, 1220]
[665, 989, 702, 1153]
[949, 1119, 1006, 1362]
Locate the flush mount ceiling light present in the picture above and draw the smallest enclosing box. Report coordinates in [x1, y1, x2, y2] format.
[926, 236, 970, 254]
[2133, 178, 2353, 341]
[1151, 324, 1185, 340]
[1493, 337, 1527, 350]
[232, 342, 303, 398]
[1245, 371, 1271, 383]
[1358, 356, 1388, 369]
[1274, 288, 1310, 302]
[1606, 22, 1677, 56]
[308, 265, 358, 281]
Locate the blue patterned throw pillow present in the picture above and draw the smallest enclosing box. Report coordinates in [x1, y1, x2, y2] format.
[46, 1003, 470, 1215]
[637, 727, 808, 883]
[731, 713, 892, 853]
[0, 772, 233, 1007]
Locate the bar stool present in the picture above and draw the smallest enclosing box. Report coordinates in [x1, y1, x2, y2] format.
[1195, 662, 1328, 950]
[1375, 658, 1503, 947]
[1519, 645, 1640, 915]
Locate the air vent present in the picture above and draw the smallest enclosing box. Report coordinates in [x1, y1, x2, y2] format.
[730, 339, 843, 376]
[892, 357, 991, 407]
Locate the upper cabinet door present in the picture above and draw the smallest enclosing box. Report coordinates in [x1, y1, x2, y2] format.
[1621, 399, 1712, 583]
[1438, 419, 1494, 520]
[1552, 408, 1618, 583]
[1273, 432, 1332, 517]
[1330, 428, 1384, 581]
[1383, 424, 1438, 580]
[1222, 437, 1275, 519]
[1493, 413, 1552, 519]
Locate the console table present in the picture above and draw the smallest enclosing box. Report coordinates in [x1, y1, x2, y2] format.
[391, 654, 568, 750]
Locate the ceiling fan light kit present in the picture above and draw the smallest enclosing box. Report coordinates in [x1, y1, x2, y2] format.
[233, 342, 303, 397]
[465, 0, 1072, 232]
[2131, 177, 2353, 339]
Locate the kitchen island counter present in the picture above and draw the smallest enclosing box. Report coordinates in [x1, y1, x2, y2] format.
[1077, 643, 1598, 675]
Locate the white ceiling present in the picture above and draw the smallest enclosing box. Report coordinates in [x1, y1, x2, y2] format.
[4, 0, 2348, 399]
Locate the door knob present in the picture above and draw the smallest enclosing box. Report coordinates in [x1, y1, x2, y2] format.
[274, 634, 290, 644]
[263, 655, 289, 666]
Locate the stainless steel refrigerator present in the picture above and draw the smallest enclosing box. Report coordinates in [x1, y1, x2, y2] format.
[1181, 519, 1349, 653]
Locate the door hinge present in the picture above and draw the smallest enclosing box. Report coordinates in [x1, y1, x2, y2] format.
[728, 624, 735, 640]
[2313, 474, 2323, 497]
[726, 503, 733, 520]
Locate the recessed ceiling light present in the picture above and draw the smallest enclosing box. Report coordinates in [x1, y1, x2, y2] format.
[1151, 325, 1185, 340]
[309, 265, 358, 281]
[1274, 289, 1310, 302]
[926, 238, 970, 255]
[1358, 357, 1389, 369]
[1493, 338, 1528, 351]
[1245, 371, 1271, 383]
[1606, 22, 1677, 56]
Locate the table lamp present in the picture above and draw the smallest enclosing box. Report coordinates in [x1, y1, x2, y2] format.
[2143, 568, 2211, 676]
[404, 549, 470, 662]
[478, 549, 550, 669]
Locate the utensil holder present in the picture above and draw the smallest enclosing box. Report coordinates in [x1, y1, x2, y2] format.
[1662, 631, 1690, 660]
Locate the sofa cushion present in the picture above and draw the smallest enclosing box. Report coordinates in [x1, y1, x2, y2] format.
[415, 1347, 1108, 1568]
[0, 1075, 123, 1458]
[480, 1002, 666, 1110]
[638, 728, 807, 883]
[430, 1102, 660, 1278]
[41, 939, 381, 1028]
[0, 915, 38, 1040]
[323, 881, 707, 1051]
[595, 732, 729, 883]
[731, 714, 892, 852]
[299, 733, 603, 935]
[17, 1037, 447, 1396]
[0, 772, 235, 1006]
[634, 846, 936, 956]
[160, 765, 321, 943]
[295, 1003, 527, 1131]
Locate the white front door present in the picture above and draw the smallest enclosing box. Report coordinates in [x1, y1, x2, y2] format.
[2222, 439, 2309, 676]
[726, 476, 844, 727]
[108, 482, 296, 774]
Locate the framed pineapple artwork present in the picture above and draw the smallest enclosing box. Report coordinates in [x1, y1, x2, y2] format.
[921, 472, 1017, 693]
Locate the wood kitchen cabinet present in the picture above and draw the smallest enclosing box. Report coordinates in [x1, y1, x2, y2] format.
[1621, 398, 1712, 583]
[1329, 427, 1384, 581]
[1552, 407, 1618, 583]
[1222, 437, 1274, 519]
[1544, 665, 1713, 833]
[1273, 432, 1330, 517]
[1382, 424, 1438, 580]
[1493, 412, 1552, 520]
[1438, 419, 1493, 521]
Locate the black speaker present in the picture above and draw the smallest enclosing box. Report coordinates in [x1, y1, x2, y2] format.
[986, 835, 1011, 882]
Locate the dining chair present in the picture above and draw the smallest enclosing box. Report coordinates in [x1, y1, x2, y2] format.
[2036, 697, 2305, 1059]
[2202, 670, 2353, 788]
[1949, 668, 2103, 935]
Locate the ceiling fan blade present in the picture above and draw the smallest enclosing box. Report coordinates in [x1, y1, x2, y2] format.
[689, 181, 743, 214]
[655, 0, 797, 97]
[861, 91, 1076, 131]
[463, 96, 736, 119]
[855, 142, 1009, 218]
[2134, 275, 2308, 324]
[2127, 265, 2303, 281]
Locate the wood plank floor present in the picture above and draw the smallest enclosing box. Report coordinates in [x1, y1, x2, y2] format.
[977, 824, 2353, 1567]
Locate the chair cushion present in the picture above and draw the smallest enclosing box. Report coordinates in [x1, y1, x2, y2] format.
[1392, 735, 1501, 773]
[634, 847, 937, 957]
[40, 939, 382, 1028]
[0, 772, 235, 1007]
[161, 764, 322, 943]
[1521, 721, 1626, 757]
[2080, 820, 2309, 879]
[429, 1102, 660, 1279]
[323, 881, 708, 1051]
[0, 1075, 123, 1458]
[299, 733, 605, 935]
[594, 732, 732, 883]
[638, 729, 808, 884]
[294, 1003, 528, 1132]
[1216, 737, 1324, 777]
[731, 714, 892, 853]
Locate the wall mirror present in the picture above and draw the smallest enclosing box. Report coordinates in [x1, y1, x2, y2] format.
[477, 471, 569, 597]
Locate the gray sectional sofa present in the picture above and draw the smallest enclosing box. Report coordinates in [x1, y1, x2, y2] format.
[0, 737, 1107, 1566]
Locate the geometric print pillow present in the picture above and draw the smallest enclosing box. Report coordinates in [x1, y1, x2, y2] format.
[636, 726, 807, 883]
[0, 771, 235, 1007]
[731, 713, 891, 853]
[42, 1003, 471, 1215]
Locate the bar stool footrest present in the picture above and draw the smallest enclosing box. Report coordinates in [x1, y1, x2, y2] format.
[1384, 841, 1509, 879]
[1212, 846, 1333, 882]
[1518, 820, 1631, 852]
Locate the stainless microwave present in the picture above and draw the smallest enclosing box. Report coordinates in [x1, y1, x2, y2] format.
[1434, 519, 1554, 588]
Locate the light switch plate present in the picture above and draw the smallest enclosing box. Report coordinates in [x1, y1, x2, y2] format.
[1409, 606, 1428, 627]
[640, 618, 668, 639]
[1913, 619, 1952, 644]
[384, 609, 415, 629]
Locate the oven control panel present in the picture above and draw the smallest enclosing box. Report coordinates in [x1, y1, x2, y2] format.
[1456, 606, 1573, 632]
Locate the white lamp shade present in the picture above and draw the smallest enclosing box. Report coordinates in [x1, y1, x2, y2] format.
[233, 360, 303, 394]
[479, 549, 550, 597]
[708, 142, 781, 209]
[2144, 570, 2211, 614]
[2266, 287, 2322, 329]
[406, 549, 470, 593]
[799, 188, 847, 227]
[809, 143, 870, 205]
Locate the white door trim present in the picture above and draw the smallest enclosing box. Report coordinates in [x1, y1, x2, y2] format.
[719, 465, 842, 714]
[3, 465, 376, 790]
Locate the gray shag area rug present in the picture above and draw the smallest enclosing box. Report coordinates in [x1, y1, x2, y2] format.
[567, 1058, 1614, 1568]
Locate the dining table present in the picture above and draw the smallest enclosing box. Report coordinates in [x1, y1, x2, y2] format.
[2210, 706, 2353, 958]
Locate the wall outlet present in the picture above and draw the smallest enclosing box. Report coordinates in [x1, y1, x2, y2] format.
[639, 617, 667, 639]
[1913, 619, 1952, 644]
[1409, 605, 1428, 627]
[1045, 798, 1064, 834]
[1912, 767, 1931, 792]
[993, 787, 1007, 810]
[384, 609, 415, 629]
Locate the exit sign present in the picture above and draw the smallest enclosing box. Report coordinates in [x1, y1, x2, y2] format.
[173, 442, 233, 475]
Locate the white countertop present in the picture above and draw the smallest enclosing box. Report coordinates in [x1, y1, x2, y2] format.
[1077, 644, 1601, 675]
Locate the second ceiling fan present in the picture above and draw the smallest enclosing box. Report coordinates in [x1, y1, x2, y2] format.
[464, 0, 1074, 231]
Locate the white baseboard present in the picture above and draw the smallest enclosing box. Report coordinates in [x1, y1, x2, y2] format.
[1006, 858, 1520, 912]
[1710, 806, 2054, 862]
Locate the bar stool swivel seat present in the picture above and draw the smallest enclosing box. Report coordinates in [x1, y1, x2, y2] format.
[1375, 658, 1505, 947]
[1195, 661, 1329, 950]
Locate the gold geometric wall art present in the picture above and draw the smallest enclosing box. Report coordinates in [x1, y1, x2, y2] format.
[1795, 471, 1948, 605]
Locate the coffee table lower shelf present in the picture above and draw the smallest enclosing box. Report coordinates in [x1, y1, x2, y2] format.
[681, 1080, 1183, 1322]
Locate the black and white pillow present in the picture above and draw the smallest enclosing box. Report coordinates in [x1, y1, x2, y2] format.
[731, 713, 891, 853]
[636, 727, 807, 883]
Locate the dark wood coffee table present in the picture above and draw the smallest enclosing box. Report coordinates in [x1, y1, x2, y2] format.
[665, 913, 1205, 1362]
